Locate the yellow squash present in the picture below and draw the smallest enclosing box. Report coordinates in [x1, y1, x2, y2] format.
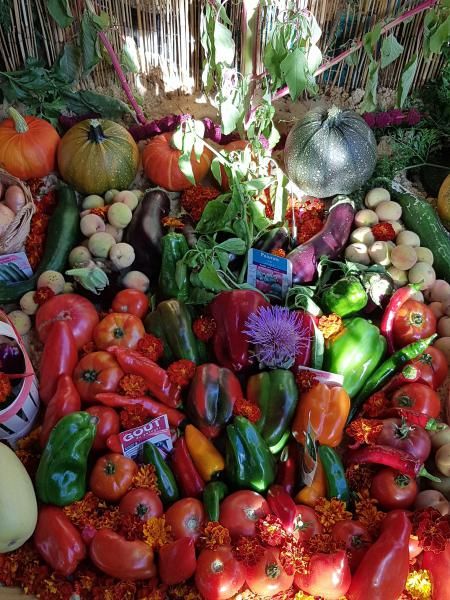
[437, 174, 450, 230]
[0, 442, 38, 552]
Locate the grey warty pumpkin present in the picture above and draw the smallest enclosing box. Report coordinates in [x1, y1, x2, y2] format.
[284, 105, 377, 198]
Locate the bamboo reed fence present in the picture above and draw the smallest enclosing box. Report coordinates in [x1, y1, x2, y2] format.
[0, 1, 446, 98]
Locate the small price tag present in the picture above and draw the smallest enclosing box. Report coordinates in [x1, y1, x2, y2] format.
[119, 414, 173, 463]
[247, 248, 292, 299]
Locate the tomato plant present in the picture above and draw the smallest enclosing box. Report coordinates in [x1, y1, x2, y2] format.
[293, 505, 323, 543]
[35, 293, 99, 349]
[195, 545, 246, 600]
[331, 520, 371, 571]
[376, 418, 432, 463]
[165, 498, 205, 541]
[391, 383, 441, 418]
[411, 347, 448, 388]
[86, 405, 120, 451]
[93, 312, 145, 350]
[73, 351, 124, 403]
[245, 548, 293, 596]
[112, 289, 150, 320]
[370, 468, 418, 510]
[393, 300, 436, 348]
[119, 488, 163, 520]
[89, 453, 138, 502]
[219, 491, 269, 539]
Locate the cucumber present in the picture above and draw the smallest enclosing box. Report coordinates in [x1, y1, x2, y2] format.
[0, 186, 80, 304]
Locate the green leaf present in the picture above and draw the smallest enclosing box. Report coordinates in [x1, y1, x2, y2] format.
[211, 157, 223, 186]
[198, 262, 229, 292]
[247, 201, 271, 231]
[280, 48, 308, 101]
[171, 126, 184, 151]
[214, 21, 235, 66]
[185, 287, 216, 305]
[120, 46, 139, 74]
[429, 15, 450, 54]
[220, 97, 242, 135]
[196, 197, 229, 234]
[80, 11, 102, 75]
[193, 137, 204, 162]
[345, 51, 359, 67]
[47, 0, 73, 28]
[53, 44, 80, 82]
[397, 54, 418, 108]
[244, 177, 272, 192]
[216, 250, 230, 271]
[360, 60, 379, 113]
[92, 11, 109, 30]
[363, 22, 382, 59]
[216, 238, 247, 255]
[178, 152, 195, 185]
[380, 34, 403, 69]
[307, 45, 322, 72]
[64, 90, 132, 118]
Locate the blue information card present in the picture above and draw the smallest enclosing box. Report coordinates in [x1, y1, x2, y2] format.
[247, 248, 292, 299]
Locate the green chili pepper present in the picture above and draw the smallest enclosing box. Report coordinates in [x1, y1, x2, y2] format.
[36, 411, 96, 507]
[203, 481, 228, 522]
[143, 441, 179, 505]
[349, 334, 438, 422]
[159, 232, 190, 302]
[318, 445, 349, 504]
[322, 276, 368, 317]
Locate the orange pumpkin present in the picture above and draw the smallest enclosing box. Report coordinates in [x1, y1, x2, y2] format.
[142, 132, 212, 191]
[0, 108, 59, 180]
[220, 140, 249, 190]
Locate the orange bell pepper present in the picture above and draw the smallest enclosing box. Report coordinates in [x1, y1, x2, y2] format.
[295, 456, 326, 507]
[184, 424, 225, 482]
[292, 383, 350, 448]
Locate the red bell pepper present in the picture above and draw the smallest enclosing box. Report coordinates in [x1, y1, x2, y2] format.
[209, 290, 269, 371]
[107, 345, 181, 407]
[39, 321, 78, 404]
[186, 363, 243, 438]
[159, 537, 197, 585]
[347, 509, 411, 600]
[423, 543, 450, 600]
[294, 550, 351, 599]
[95, 392, 185, 427]
[40, 374, 81, 447]
[267, 485, 297, 533]
[292, 310, 315, 368]
[33, 505, 86, 576]
[89, 529, 156, 580]
[275, 440, 300, 496]
[170, 436, 205, 498]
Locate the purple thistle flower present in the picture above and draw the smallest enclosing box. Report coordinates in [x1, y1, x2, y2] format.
[406, 108, 422, 126]
[243, 306, 308, 369]
[363, 112, 377, 128]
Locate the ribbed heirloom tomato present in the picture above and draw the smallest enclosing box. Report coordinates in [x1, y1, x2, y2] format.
[293, 505, 323, 543]
[73, 351, 124, 403]
[90, 453, 137, 502]
[393, 299, 436, 348]
[93, 312, 145, 350]
[245, 548, 293, 596]
[219, 491, 269, 539]
[164, 498, 205, 541]
[119, 488, 163, 521]
[195, 545, 246, 600]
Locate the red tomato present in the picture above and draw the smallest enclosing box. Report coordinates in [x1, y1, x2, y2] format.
[112, 289, 150, 320]
[245, 548, 293, 596]
[376, 418, 432, 463]
[119, 488, 163, 520]
[293, 505, 323, 543]
[219, 491, 269, 539]
[159, 537, 197, 585]
[93, 312, 145, 350]
[36, 293, 99, 349]
[391, 383, 441, 418]
[294, 550, 351, 599]
[331, 520, 371, 571]
[195, 545, 246, 600]
[89, 453, 138, 502]
[73, 351, 123, 403]
[393, 300, 437, 348]
[86, 405, 120, 451]
[165, 498, 205, 541]
[370, 468, 419, 510]
[413, 347, 449, 388]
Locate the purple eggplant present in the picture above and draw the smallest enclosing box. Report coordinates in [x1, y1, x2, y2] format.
[287, 197, 355, 284]
[0, 340, 25, 375]
[254, 227, 289, 253]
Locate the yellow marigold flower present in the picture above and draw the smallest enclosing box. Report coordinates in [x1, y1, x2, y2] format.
[314, 497, 352, 531]
[142, 516, 172, 550]
[405, 569, 432, 599]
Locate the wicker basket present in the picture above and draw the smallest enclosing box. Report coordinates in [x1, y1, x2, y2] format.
[0, 169, 35, 255]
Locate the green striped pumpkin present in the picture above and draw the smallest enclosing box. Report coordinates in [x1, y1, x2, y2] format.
[57, 119, 139, 195]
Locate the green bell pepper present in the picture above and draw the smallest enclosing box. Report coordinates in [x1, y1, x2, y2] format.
[143, 441, 179, 505]
[226, 416, 276, 493]
[323, 317, 386, 398]
[247, 370, 298, 452]
[158, 232, 190, 301]
[144, 299, 207, 365]
[322, 276, 368, 317]
[203, 481, 228, 522]
[35, 411, 96, 507]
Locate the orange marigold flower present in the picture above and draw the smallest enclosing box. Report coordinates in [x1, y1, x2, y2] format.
[232, 536, 265, 566]
[33, 286, 55, 306]
[91, 505, 121, 531]
[295, 370, 319, 393]
[362, 391, 390, 417]
[256, 514, 286, 547]
[314, 498, 352, 532]
[167, 359, 196, 387]
[137, 333, 164, 362]
[278, 535, 310, 576]
[345, 418, 383, 447]
[345, 464, 375, 492]
[14, 449, 41, 478]
[414, 507, 450, 554]
[306, 533, 346, 555]
[167, 583, 203, 600]
[318, 313, 344, 340]
[118, 512, 145, 541]
[0, 373, 12, 404]
[192, 315, 217, 342]
[181, 186, 220, 222]
[162, 216, 185, 229]
[271, 248, 286, 258]
[63, 491, 100, 527]
[296, 213, 324, 244]
[132, 464, 160, 494]
[119, 373, 147, 397]
[142, 516, 172, 550]
[30, 212, 50, 234]
[233, 397, 261, 423]
[90, 206, 109, 220]
[201, 521, 232, 549]
[354, 490, 386, 536]
[120, 404, 153, 430]
[372, 222, 396, 241]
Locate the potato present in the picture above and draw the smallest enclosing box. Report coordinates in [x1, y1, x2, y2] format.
[19, 291, 39, 316]
[415, 247, 434, 266]
[350, 227, 375, 246]
[122, 271, 150, 293]
[396, 230, 421, 247]
[81, 194, 104, 210]
[434, 337, 450, 365]
[7, 310, 31, 335]
[4, 185, 26, 214]
[354, 209, 379, 228]
[430, 280, 450, 303]
[0, 203, 15, 235]
[390, 245, 417, 271]
[429, 302, 445, 319]
[408, 262, 436, 290]
[37, 271, 65, 294]
[436, 442, 450, 477]
[438, 316, 450, 337]
[80, 214, 106, 237]
[431, 425, 450, 450]
[368, 241, 391, 266]
[375, 200, 402, 222]
[365, 187, 390, 209]
[387, 266, 408, 288]
[387, 220, 404, 236]
[344, 243, 370, 266]
[414, 490, 449, 515]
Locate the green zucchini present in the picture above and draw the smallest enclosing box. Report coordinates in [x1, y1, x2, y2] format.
[0, 186, 80, 304]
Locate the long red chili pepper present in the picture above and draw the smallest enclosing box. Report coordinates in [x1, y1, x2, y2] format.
[379, 407, 443, 431]
[267, 485, 297, 533]
[107, 346, 181, 408]
[170, 437, 205, 498]
[95, 393, 185, 428]
[346, 445, 438, 480]
[275, 441, 300, 496]
[380, 285, 420, 354]
[381, 365, 419, 393]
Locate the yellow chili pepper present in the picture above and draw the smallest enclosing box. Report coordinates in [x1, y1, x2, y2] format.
[184, 424, 225, 481]
[295, 456, 327, 507]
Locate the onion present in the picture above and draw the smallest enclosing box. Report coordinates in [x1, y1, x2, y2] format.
[0, 203, 15, 235]
[4, 185, 26, 214]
